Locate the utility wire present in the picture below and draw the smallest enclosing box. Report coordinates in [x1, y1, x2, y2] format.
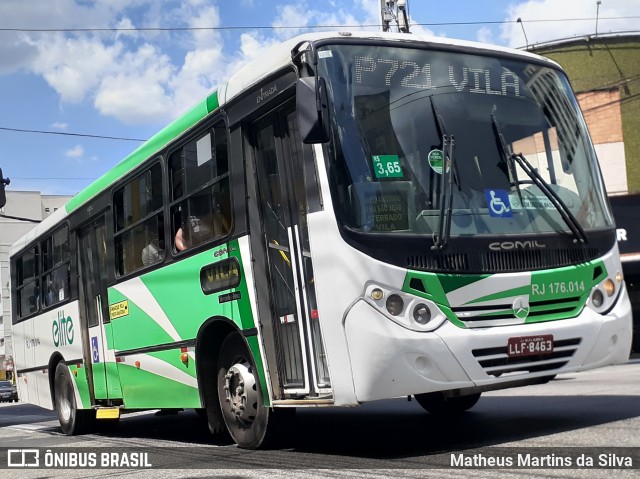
[0, 213, 41, 223]
[0, 16, 637, 33]
[0, 126, 146, 142]
[9, 177, 96, 181]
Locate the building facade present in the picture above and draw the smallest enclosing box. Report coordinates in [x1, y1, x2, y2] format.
[530, 33, 640, 194]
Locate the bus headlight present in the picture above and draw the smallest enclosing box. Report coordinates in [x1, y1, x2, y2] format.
[413, 303, 432, 324]
[591, 289, 604, 308]
[363, 284, 446, 332]
[588, 270, 622, 315]
[386, 294, 404, 316]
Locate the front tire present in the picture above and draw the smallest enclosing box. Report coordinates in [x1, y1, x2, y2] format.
[217, 333, 270, 448]
[54, 363, 94, 435]
[415, 392, 481, 414]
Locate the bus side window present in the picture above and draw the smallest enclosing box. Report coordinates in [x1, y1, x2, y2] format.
[16, 246, 39, 318]
[42, 226, 71, 308]
[170, 120, 231, 253]
[114, 162, 165, 275]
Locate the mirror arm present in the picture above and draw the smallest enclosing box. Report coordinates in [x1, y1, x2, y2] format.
[292, 40, 330, 144]
[291, 40, 323, 114]
[291, 40, 318, 77]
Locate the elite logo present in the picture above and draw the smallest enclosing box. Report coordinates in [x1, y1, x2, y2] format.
[52, 311, 74, 347]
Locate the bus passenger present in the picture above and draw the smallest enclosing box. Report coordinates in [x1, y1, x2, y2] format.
[175, 227, 187, 251]
[142, 232, 165, 265]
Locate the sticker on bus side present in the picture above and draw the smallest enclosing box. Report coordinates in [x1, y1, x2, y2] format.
[109, 300, 130, 320]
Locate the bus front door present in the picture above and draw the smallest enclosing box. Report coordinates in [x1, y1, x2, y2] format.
[249, 102, 331, 399]
[77, 215, 119, 403]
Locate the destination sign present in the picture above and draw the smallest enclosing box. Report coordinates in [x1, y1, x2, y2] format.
[354, 55, 521, 97]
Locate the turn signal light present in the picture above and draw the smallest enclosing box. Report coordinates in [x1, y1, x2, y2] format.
[603, 279, 616, 297]
[371, 288, 384, 301]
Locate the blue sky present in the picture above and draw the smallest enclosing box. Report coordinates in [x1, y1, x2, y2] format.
[1, 0, 638, 196]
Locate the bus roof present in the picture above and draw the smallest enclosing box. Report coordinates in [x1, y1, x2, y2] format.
[11, 31, 556, 257]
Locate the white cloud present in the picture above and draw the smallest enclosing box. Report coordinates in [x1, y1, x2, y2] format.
[65, 144, 84, 159]
[500, 0, 640, 48]
[0, 1, 214, 124]
[476, 26, 494, 44]
[0, 0, 443, 127]
[238, 32, 276, 60]
[272, 4, 315, 38]
[31, 35, 124, 103]
[0, 34, 38, 75]
[93, 44, 176, 123]
[185, 4, 223, 49]
[270, 0, 384, 39]
[51, 122, 68, 130]
[114, 17, 139, 40]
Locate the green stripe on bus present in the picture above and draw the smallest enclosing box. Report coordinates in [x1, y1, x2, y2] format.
[70, 364, 92, 409]
[117, 364, 200, 409]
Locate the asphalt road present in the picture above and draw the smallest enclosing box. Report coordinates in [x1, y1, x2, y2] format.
[1, 359, 639, 478]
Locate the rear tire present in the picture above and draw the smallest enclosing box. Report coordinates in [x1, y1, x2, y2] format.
[217, 333, 292, 449]
[54, 363, 94, 435]
[415, 392, 481, 414]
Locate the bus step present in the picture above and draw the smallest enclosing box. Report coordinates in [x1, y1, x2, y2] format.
[95, 407, 121, 420]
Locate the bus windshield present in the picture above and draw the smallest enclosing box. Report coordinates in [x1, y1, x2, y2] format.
[318, 44, 614, 239]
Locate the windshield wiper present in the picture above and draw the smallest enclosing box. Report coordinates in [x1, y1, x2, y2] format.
[510, 152, 587, 243]
[429, 95, 455, 250]
[491, 113, 525, 205]
[491, 113, 586, 244]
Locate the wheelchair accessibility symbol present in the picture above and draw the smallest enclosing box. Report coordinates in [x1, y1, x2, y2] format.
[91, 336, 100, 363]
[484, 189, 512, 217]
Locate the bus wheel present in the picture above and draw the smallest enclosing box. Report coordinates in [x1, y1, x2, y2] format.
[54, 363, 94, 435]
[217, 333, 271, 449]
[414, 392, 481, 414]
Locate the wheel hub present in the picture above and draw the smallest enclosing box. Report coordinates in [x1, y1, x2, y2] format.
[222, 361, 258, 426]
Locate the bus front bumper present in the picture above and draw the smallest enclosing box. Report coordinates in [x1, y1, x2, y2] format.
[344, 286, 632, 403]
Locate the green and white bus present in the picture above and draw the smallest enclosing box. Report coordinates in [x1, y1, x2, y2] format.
[10, 31, 633, 448]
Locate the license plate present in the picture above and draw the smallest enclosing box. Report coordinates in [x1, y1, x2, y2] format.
[507, 334, 554, 358]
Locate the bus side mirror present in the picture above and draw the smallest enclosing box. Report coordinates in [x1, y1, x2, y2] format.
[0, 168, 9, 209]
[296, 77, 329, 144]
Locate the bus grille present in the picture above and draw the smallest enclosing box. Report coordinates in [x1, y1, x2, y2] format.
[453, 296, 583, 327]
[472, 338, 581, 377]
[407, 248, 599, 273]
